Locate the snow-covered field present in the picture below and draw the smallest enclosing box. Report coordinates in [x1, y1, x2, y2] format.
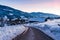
[24, 19, 60, 40]
[0, 19, 60, 40]
[0, 25, 26, 40]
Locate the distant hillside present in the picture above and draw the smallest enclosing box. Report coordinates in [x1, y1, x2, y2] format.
[0, 5, 60, 19]
[30, 12, 59, 18]
[0, 5, 32, 19]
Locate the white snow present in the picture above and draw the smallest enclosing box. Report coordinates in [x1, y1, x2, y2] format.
[9, 13, 13, 15]
[0, 25, 26, 40]
[3, 9, 13, 12]
[24, 19, 60, 40]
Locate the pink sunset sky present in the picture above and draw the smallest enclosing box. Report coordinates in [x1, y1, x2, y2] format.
[0, 0, 60, 15]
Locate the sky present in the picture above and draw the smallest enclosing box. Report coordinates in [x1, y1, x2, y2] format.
[0, 0, 60, 15]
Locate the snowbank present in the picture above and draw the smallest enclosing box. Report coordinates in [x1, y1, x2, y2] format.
[24, 19, 60, 40]
[0, 25, 26, 40]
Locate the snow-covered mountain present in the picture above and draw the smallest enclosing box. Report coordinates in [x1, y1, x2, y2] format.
[0, 5, 60, 19]
[0, 5, 60, 40]
[30, 12, 58, 17]
[0, 5, 33, 19]
[0, 5, 60, 26]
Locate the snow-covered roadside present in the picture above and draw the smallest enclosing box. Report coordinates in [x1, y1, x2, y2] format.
[24, 23, 56, 40]
[0, 25, 26, 40]
[24, 19, 60, 40]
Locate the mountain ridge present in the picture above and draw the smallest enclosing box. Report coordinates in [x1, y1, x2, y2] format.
[0, 5, 60, 19]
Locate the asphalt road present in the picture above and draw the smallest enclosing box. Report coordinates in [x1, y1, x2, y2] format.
[13, 27, 54, 40]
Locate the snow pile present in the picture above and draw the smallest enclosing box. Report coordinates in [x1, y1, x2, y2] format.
[24, 19, 60, 40]
[0, 25, 26, 40]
